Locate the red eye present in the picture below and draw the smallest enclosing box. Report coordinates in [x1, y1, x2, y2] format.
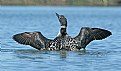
[59, 17, 62, 20]
[59, 16, 63, 19]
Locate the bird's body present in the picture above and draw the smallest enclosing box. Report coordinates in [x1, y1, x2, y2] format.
[13, 31, 80, 51]
[13, 13, 112, 51]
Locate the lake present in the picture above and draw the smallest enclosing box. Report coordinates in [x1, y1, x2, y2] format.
[1, 6, 121, 71]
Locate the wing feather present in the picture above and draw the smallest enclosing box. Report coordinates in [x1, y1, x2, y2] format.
[13, 32, 51, 50]
[74, 27, 112, 49]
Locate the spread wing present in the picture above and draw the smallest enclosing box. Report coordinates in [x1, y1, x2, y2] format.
[74, 27, 112, 49]
[13, 32, 52, 50]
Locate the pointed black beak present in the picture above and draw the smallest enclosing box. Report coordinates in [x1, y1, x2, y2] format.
[56, 13, 59, 19]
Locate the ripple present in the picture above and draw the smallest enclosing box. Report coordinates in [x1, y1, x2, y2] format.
[1, 6, 121, 71]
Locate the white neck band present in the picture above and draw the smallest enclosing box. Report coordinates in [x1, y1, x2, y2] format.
[61, 26, 66, 28]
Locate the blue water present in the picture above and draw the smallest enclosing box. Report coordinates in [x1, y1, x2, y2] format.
[1, 6, 121, 71]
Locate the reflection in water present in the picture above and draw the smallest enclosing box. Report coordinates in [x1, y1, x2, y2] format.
[59, 51, 67, 59]
[12, 49, 113, 59]
[2, 47, 121, 60]
[17, 55, 44, 60]
[15, 50, 69, 59]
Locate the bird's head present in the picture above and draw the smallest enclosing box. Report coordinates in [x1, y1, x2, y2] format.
[56, 13, 67, 28]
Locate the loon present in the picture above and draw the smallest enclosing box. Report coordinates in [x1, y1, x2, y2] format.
[13, 13, 112, 51]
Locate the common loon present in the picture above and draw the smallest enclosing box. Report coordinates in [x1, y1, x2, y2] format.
[13, 13, 112, 51]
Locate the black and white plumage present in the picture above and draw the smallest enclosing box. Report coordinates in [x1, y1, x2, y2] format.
[13, 32, 80, 51]
[74, 27, 112, 49]
[13, 32, 51, 50]
[13, 13, 112, 51]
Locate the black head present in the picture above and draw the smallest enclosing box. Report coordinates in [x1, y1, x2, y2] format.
[56, 13, 67, 28]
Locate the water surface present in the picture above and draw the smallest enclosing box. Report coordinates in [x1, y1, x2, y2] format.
[1, 6, 121, 71]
